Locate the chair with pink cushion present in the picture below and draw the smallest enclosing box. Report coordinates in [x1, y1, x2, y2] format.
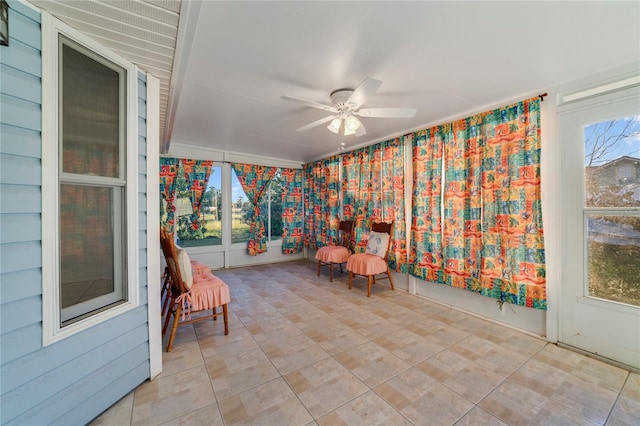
[160, 228, 230, 352]
[315, 220, 354, 281]
[347, 221, 395, 297]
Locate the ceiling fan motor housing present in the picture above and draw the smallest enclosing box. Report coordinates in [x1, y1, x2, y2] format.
[330, 89, 356, 110]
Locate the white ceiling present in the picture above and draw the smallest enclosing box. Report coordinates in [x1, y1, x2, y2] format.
[32, 1, 640, 164]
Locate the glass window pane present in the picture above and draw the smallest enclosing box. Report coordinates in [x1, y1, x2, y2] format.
[60, 184, 122, 310]
[175, 164, 222, 247]
[584, 117, 640, 208]
[61, 40, 123, 178]
[231, 169, 251, 244]
[587, 215, 640, 306]
[269, 172, 283, 241]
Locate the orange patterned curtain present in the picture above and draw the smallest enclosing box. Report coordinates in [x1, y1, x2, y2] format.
[303, 156, 341, 248]
[411, 97, 546, 309]
[381, 137, 407, 272]
[181, 159, 214, 233]
[231, 162, 277, 256]
[159, 157, 181, 233]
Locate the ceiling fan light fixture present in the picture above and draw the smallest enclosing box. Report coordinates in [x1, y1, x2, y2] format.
[327, 118, 341, 134]
[345, 114, 361, 132]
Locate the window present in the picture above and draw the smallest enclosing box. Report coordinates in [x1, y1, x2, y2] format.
[42, 16, 139, 343]
[173, 163, 222, 247]
[583, 117, 640, 306]
[231, 168, 283, 244]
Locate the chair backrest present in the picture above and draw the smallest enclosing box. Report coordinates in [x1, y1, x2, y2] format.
[159, 228, 189, 295]
[370, 221, 393, 260]
[338, 220, 354, 250]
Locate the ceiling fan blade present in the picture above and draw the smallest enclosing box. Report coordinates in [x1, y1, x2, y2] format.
[281, 95, 338, 113]
[355, 121, 367, 137]
[355, 107, 417, 118]
[346, 77, 382, 109]
[296, 115, 338, 132]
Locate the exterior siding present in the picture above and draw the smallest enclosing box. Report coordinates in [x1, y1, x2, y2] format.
[0, 2, 151, 424]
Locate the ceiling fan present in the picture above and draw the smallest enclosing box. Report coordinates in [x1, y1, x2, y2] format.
[281, 77, 416, 137]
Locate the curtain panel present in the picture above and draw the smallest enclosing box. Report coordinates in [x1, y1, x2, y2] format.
[181, 159, 214, 234]
[232, 163, 277, 256]
[159, 157, 181, 233]
[382, 137, 408, 272]
[303, 156, 341, 248]
[411, 97, 546, 309]
[281, 168, 305, 254]
[342, 145, 382, 252]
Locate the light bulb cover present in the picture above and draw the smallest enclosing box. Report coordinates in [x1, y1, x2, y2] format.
[344, 115, 361, 132]
[327, 118, 341, 134]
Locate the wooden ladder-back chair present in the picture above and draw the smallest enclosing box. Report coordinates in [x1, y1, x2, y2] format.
[347, 221, 395, 297]
[315, 220, 354, 281]
[160, 228, 212, 317]
[160, 229, 230, 352]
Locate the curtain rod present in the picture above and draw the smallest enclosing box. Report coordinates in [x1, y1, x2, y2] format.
[538, 93, 548, 102]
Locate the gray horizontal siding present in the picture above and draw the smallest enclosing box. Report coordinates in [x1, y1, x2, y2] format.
[1, 2, 152, 424]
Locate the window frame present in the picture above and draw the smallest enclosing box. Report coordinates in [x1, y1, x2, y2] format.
[41, 14, 139, 345]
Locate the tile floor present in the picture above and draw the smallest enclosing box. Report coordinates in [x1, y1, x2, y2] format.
[91, 260, 639, 425]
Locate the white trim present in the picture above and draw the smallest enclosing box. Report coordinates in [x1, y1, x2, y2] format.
[560, 75, 640, 104]
[146, 73, 163, 379]
[41, 12, 140, 346]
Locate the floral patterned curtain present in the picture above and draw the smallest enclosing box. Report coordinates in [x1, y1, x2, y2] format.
[381, 137, 407, 272]
[281, 168, 304, 254]
[159, 157, 181, 233]
[181, 159, 214, 233]
[342, 145, 382, 252]
[232, 162, 277, 256]
[410, 129, 444, 282]
[303, 156, 341, 248]
[478, 98, 545, 309]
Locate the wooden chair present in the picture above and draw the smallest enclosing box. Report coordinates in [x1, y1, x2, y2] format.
[347, 221, 395, 297]
[315, 220, 354, 281]
[160, 228, 211, 317]
[160, 229, 229, 352]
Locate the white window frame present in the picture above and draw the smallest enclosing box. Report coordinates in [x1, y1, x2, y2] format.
[41, 13, 139, 345]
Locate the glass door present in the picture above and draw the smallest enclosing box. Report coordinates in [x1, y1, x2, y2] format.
[559, 85, 640, 369]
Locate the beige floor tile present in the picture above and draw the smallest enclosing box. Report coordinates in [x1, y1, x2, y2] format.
[455, 406, 508, 426]
[303, 320, 370, 355]
[550, 372, 619, 424]
[206, 347, 280, 400]
[476, 323, 547, 357]
[570, 355, 629, 393]
[245, 316, 304, 343]
[218, 377, 313, 426]
[620, 372, 640, 400]
[417, 348, 505, 403]
[199, 329, 260, 362]
[131, 365, 215, 425]
[159, 339, 205, 378]
[338, 311, 402, 340]
[450, 334, 530, 376]
[89, 391, 134, 426]
[334, 341, 411, 387]
[608, 391, 640, 425]
[479, 377, 550, 425]
[259, 333, 330, 375]
[531, 399, 601, 426]
[431, 309, 490, 334]
[405, 318, 470, 349]
[375, 367, 474, 425]
[373, 328, 444, 365]
[284, 357, 369, 418]
[159, 402, 224, 426]
[317, 390, 411, 426]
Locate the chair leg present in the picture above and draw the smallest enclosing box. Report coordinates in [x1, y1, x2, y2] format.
[387, 267, 395, 291]
[317, 260, 321, 277]
[162, 295, 176, 335]
[349, 271, 353, 289]
[367, 275, 372, 297]
[223, 304, 229, 335]
[329, 263, 334, 282]
[166, 303, 182, 352]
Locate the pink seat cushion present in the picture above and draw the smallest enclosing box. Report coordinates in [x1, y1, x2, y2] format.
[347, 253, 388, 276]
[191, 260, 211, 276]
[177, 274, 230, 319]
[316, 246, 351, 263]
